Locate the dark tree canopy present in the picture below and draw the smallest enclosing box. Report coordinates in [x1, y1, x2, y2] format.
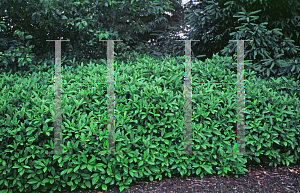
[0, 0, 190, 74]
[1, 0, 299, 81]
[179, 0, 300, 80]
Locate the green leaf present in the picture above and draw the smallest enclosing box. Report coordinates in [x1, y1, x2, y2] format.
[120, 185, 125, 191]
[138, 161, 144, 167]
[67, 168, 72, 174]
[196, 167, 201, 175]
[149, 175, 153, 181]
[73, 2, 81, 5]
[61, 169, 68, 175]
[71, 184, 77, 191]
[253, 157, 260, 163]
[80, 164, 87, 170]
[87, 165, 93, 172]
[282, 76, 288, 82]
[107, 167, 113, 176]
[257, 143, 261, 150]
[203, 165, 212, 174]
[27, 179, 39, 184]
[273, 139, 280, 145]
[25, 35, 33, 39]
[115, 174, 122, 181]
[85, 180, 91, 188]
[22, 165, 30, 169]
[165, 113, 174, 116]
[92, 175, 99, 185]
[212, 129, 221, 135]
[163, 132, 173, 138]
[105, 177, 112, 184]
[74, 165, 80, 173]
[67, 181, 73, 187]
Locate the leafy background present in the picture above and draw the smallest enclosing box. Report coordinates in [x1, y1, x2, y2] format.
[0, 0, 299, 81]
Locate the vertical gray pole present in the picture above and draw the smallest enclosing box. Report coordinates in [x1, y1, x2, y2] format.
[236, 40, 246, 154]
[107, 40, 115, 154]
[228, 39, 253, 156]
[183, 40, 193, 154]
[46, 39, 71, 155]
[99, 39, 123, 155]
[174, 40, 200, 155]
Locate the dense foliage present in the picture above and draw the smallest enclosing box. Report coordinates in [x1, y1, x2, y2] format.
[1, 0, 299, 81]
[180, 0, 300, 81]
[1, 1, 299, 192]
[0, 0, 190, 75]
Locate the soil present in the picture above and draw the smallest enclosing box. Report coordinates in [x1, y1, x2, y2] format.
[50, 159, 300, 193]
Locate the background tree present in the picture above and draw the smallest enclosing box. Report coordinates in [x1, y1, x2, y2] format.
[3, 0, 298, 81]
[0, 0, 189, 74]
[178, 0, 300, 81]
[110, 0, 194, 63]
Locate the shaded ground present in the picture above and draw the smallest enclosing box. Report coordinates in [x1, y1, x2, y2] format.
[51, 159, 300, 193]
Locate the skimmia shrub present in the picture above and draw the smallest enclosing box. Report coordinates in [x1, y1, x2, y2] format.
[0, 53, 299, 193]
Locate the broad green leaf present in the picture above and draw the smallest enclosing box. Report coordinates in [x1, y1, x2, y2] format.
[74, 165, 80, 173]
[163, 132, 173, 138]
[105, 177, 112, 184]
[203, 165, 212, 174]
[253, 157, 260, 163]
[115, 174, 122, 181]
[25, 35, 33, 39]
[120, 185, 125, 191]
[87, 165, 93, 172]
[27, 179, 39, 184]
[85, 180, 91, 188]
[92, 175, 99, 185]
[149, 175, 153, 181]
